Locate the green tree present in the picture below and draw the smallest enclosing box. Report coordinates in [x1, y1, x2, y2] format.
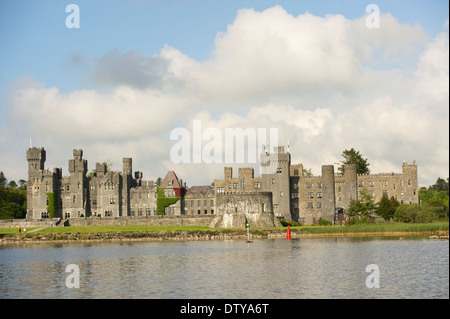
[347, 189, 376, 222]
[7, 180, 18, 189]
[0, 171, 7, 188]
[155, 177, 162, 187]
[338, 148, 370, 175]
[18, 179, 27, 190]
[376, 195, 399, 220]
[394, 204, 438, 223]
[429, 177, 449, 194]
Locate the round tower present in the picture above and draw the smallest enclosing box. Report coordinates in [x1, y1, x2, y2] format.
[344, 164, 358, 210]
[321, 165, 336, 224]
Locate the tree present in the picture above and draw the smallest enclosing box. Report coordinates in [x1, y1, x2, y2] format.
[394, 204, 438, 223]
[429, 177, 449, 194]
[338, 148, 370, 175]
[155, 177, 162, 187]
[18, 179, 27, 190]
[302, 168, 313, 177]
[7, 180, 18, 189]
[0, 171, 7, 188]
[347, 189, 376, 222]
[375, 195, 399, 220]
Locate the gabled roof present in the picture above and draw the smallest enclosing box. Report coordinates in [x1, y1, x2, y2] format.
[160, 171, 182, 189]
[185, 185, 215, 197]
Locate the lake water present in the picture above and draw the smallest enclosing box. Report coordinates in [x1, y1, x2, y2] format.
[0, 236, 448, 299]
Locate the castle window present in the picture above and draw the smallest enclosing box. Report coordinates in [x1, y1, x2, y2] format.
[240, 178, 246, 189]
[110, 196, 115, 204]
[308, 192, 314, 199]
[400, 180, 404, 186]
[307, 202, 314, 209]
[408, 179, 411, 186]
[272, 178, 275, 184]
[277, 168, 282, 173]
[338, 186, 341, 192]
[317, 182, 322, 189]
[317, 192, 322, 198]
[280, 191, 284, 197]
[211, 209, 214, 214]
[233, 183, 238, 189]
[204, 210, 207, 215]
[228, 183, 231, 189]
[217, 187, 224, 194]
[198, 210, 201, 215]
[73, 195, 76, 203]
[66, 185, 70, 191]
[138, 208, 143, 216]
[92, 200, 97, 207]
[168, 180, 172, 186]
[294, 169, 299, 176]
[306, 183, 312, 189]
[254, 182, 261, 189]
[197, 200, 201, 207]
[382, 190, 388, 197]
[317, 202, 323, 209]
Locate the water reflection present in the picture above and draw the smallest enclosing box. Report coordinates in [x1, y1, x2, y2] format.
[0, 237, 448, 299]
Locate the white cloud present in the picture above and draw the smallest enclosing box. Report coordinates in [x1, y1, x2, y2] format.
[1, 6, 448, 188]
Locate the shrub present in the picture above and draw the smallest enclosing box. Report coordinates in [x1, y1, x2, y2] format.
[280, 219, 302, 226]
[394, 204, 438, 223]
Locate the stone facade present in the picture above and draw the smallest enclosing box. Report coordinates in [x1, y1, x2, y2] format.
[214, 146, 419, 225]
[26, 148, 159, 220]
[26, 146, 419, 227]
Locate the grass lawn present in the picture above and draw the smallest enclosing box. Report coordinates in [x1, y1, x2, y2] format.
[287, 221, 449, 234]
[0, 221, 447, 236]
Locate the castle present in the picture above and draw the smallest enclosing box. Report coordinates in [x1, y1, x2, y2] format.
[26, 146, 419, 225]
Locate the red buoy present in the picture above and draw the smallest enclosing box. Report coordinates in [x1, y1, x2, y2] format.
[287, 225, 291, 240]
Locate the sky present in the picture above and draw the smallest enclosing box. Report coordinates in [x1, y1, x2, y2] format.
[0, 0, 448, 188]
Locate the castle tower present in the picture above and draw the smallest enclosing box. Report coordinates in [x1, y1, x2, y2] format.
[123, 158, 132, 175]
[63, 149, 88, 218]
[121, 157, 133, 216]
[27, 147, 46, 174]
[322, 165, 336, 224]
[261, 146, 291, 220]
[344, 164, 358, 210]
[402, 161, 419, 204]
[224, 167, 233, 180]
[26, 147, 60, 220]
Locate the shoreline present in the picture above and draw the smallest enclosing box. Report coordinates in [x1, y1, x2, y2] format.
[1, 229, 448, 245]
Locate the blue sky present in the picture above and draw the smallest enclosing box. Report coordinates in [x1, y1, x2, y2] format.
[0, 0, 448, 187]
[1, 0, 448, 93]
